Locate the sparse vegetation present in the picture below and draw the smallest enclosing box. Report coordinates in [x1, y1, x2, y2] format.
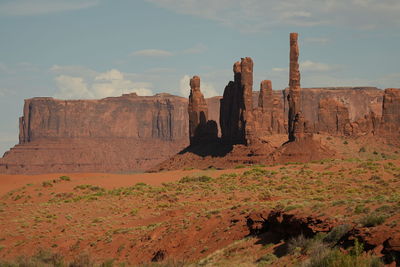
[1, 156, 399, 266]
[59, 175, 71, 181]
[360, 213, 386, 227]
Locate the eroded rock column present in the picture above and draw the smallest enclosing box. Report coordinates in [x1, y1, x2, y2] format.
[220, 61, 246, 145]
[241, 57, 255, 145]
[188, 76, 209, 145]
[288, 32, 302, 141]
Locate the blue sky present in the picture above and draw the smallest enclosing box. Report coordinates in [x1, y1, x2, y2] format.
[0, 0, 399, 155]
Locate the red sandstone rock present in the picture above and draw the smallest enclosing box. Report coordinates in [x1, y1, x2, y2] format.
[240, 57, 256, 145]
[188, 76, 211, 145]
[258, 80, 273, 112]
[220, 61, 245, 145]
[1, 94, 189, 174]
[288, 32, 302, 141]
[2, 30, 400, 175]
[317, 98, 352, 135]
[380, 88, 400, 134]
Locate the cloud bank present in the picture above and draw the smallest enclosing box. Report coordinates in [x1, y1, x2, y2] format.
[54, 68, 153, 99]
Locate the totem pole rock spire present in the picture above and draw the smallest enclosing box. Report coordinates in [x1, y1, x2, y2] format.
[288, 32, 302, 141]
[188, 76, 208, 145]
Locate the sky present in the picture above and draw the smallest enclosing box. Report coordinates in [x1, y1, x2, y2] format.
[0, 0, 399, 155]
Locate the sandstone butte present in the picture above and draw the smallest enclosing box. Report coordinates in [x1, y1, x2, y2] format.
[0, 33, 399, 174]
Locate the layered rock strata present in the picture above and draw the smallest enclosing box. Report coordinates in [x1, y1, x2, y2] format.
[1, 93, 189, 174]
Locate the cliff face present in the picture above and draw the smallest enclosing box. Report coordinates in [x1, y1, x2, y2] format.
[1, 93, 189, 174]
[1, 87, 399, 174]
[19, 93, 187, 142]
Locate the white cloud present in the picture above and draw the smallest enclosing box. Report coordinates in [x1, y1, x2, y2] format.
[55, 75, 92, 99]
[182, 43, 207, 54]
[0, 0, 98, 16]
[179, 75, 218, 98]
[95, 69, 124, 81]
[54, 69, 153, 99]
[131, 49, 173, 57]
[145, 0, 400, 31]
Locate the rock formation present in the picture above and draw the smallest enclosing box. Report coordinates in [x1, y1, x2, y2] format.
[220, 58, 280, 146]
[188, 76, 212, 145]
[287, 32, 303, 142]
[2, 31, 400, 174]
[380, 88, 400, 134]
[1, 93, 190, 174]
[241, 57, 256, 145]
[220, 61, 245, 145]
[317, 98, 352, 135]
[258, 80, 273, 112]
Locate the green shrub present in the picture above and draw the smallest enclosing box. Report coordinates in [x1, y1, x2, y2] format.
[323, 224, 351, 244]
[354, 205, 370, 214]
[360, 213, 386, 227]
[59, 176, 71, 181]
[234, 164, 246, 169]
[257, 253, 278, 265]
[130, 208, 139, 216]
[359, 147, 366, 153]
[304, 239, 383, 267]
[288, 234, 314, 254]
[179, 175, 213, 183]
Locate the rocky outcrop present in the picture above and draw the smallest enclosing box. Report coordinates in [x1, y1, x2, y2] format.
[188, 76, 217, 145]
[1, 93, 189, 174]
[2, 30, 400, 174]
[220, 59, 284, 146]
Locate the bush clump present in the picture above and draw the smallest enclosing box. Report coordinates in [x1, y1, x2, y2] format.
[179, 175, 213, 183]
[323, 224, 352, 244]
[359, 214, 386, 227]
[59, 176, 71, 181]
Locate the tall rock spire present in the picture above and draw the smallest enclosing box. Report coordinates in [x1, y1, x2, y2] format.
[240, 57, 255, 145]
[188, 76, 208, 145]
[288, 32, 302, 141]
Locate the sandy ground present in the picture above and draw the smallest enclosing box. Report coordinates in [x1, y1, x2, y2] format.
[0, 169, 246, 196]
